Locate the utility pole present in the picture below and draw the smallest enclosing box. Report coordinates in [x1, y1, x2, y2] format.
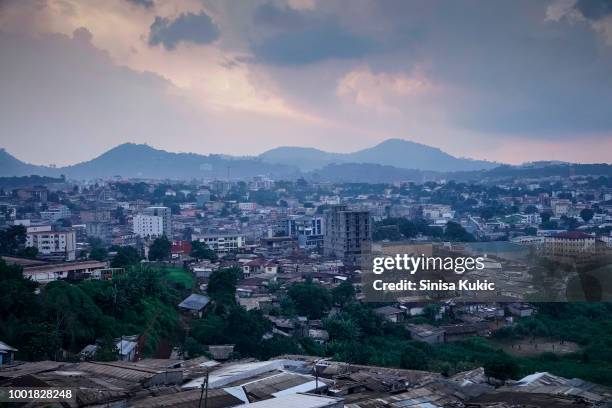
[198, 369, 210, 408]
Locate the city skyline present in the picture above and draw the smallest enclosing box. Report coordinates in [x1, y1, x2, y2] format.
[1, 0, 612, 166]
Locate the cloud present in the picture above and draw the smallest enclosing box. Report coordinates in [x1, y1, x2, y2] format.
[337, 67, 435, 113]
[575, 0, 612, 20]
[72, 27, 93, 44]
[149, 11, 220, 50]
[125, 0, 154, 9]
[251, 3, 374, 65]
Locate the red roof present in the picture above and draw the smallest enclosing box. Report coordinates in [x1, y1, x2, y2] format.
[172, 240, 192, 254]
[554, 231, 593, 240]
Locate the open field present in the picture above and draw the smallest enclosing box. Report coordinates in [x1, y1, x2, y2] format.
[490, 337, 581, 357]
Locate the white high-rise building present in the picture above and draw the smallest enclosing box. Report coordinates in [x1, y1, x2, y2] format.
[142, 206, 172, 238]
[133, 214, 164, 238]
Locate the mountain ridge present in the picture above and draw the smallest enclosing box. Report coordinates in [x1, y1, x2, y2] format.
[258, 138, 498, 172]
[2, 139, 609, 182]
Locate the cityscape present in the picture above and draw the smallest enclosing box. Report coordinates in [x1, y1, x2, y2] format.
[2, 0, 612, 407]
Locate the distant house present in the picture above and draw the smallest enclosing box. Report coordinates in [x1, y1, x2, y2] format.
[407, 324, 445, 344]
[208, 345, 234, 361]
[0, 341, 17, 366]
[171, 240, 192, 259]
[373, 306, 405, 323]
[507, 303, 536, 317]
[116, 336, 139, 362]
[308, 329, 330, 344]
[178, 294, 210, 318]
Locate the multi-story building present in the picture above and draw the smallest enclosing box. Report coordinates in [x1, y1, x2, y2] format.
[26, 226, 76, 261]
[86, 221, 112, 244]
[40, 205, 71, 222]
[132, 206, 172, 238]
[286, 215, 325, 250]
[193, 232, 246, 255]
[133, 214, 164, 238]
[324, 205, 372, 267]
[143, 206, 172, 237]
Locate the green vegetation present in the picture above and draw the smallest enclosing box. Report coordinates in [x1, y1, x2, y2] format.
[190, 240, 217, 261]
[0, 260, 186, 360]
[164, 267, 195, 290]
[148, 235, 171, 261]
[110, 246, 141, 268]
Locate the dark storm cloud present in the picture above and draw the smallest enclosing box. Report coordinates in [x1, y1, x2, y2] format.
[575, 0, 612, 20]
[148, 11, 220, 50]
[125, 0, 154, 9]
[350, 0, 612, 137]
[252, 3, 374, 65]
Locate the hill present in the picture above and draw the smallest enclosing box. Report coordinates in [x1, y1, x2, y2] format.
[259, 138, 498, 172]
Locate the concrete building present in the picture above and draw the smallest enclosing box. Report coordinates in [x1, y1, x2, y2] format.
[2, 256, 108, 284]
[324, 205, 371, 267]
[26, 226, 76, 261]
[40, 205, 71, 222]
[194, 232, 246, 255]
[86, 221, 111, 244]
[133, 214, 164, 238]
[134, 206, 172, 238]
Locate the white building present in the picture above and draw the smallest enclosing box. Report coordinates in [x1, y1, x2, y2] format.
[26, 227, 76, 261]
[40, 205, 71, 222]
[133, 214, 164, 238]
[193, 232, 246, 255]
[143, 206, 172, 237]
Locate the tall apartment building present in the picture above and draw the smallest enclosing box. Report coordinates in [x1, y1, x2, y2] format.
[286, 215, 326, 250]
[133, 206, 172, 238]
[133, 214, 164, 238]
[324, 205, 372, 267]
[26, 226, 76, 261]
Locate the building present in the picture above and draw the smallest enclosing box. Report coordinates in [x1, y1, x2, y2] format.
[139, 206, 172, 239]
[2, 256, 109, 284]
[133, 214, 164, 238]
[40, 205, 71, 222]
[324, 205, 371, 267]
[178, 294, 210, 318]
[15, 187, 47, 202]
[86, 221, 111, 244]
[287, 215, 325, 250]
[194, 232, 246, 255]
[0, 341, 17, 366]
[26, 226, 76, 261]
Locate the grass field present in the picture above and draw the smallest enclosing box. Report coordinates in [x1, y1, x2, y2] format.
[163, 267, 194, 289]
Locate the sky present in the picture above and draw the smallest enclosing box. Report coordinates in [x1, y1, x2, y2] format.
[1, 0, 612, 166]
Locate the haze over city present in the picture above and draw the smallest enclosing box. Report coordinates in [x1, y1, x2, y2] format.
[1, 0, 612, 166]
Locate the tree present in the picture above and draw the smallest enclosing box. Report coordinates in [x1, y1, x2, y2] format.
[400, 344, 428, 370]
[148, 236, 171, 261]
[540, 212, 552, 223]
[0, 225, 27, 255]
[444, 221, 475, 242]
[331, 281, 355, 307]
[524, 227, 538, 236]
[18, 246, 38, 259]
[580, 208, 594, 223]
[287, 281, 331, 319]
[483, 354, 520, 382]
[90, 247, 108, 261]
[207, 267, 241, 306]
[190, 240, 217, 261]
[324, 315, 361, 342]
[111, 246, 141, 268]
